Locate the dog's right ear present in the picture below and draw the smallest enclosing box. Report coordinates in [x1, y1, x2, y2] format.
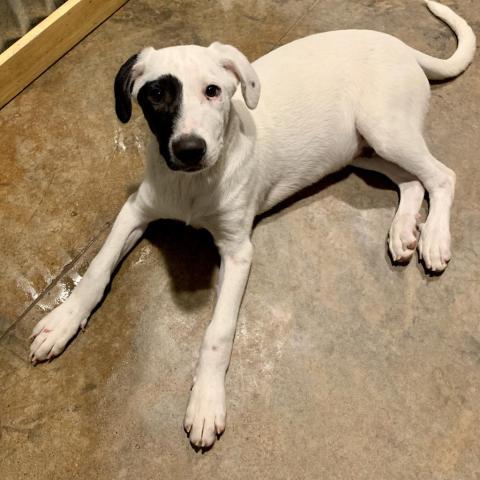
[114, 53, 140, 123]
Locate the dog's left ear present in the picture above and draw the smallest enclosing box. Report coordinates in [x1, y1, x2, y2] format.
[114, 53, 142, 123]
[209, 42, 260, 109]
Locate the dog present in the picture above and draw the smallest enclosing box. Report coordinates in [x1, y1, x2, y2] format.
[29, 1, 475, 448]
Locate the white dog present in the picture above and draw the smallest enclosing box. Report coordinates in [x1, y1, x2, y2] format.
[29, 1, 475, 448]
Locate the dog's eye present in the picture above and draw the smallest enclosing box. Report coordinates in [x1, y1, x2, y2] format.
[205, 85, 221, 98]
[149, 89, 163, 102]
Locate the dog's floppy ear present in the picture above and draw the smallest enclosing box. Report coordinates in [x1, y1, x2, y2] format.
[114, 53, 141, 123]
[209, 42, 260, 109]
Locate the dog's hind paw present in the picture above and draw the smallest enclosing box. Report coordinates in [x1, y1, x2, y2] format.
[388, 213, 420, 263]
[418, 219, 451, 272]
[184, 376, 226, 449]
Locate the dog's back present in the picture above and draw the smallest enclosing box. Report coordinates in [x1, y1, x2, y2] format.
[242, 2, 475, 213]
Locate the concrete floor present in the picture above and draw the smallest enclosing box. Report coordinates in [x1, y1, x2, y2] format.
[1, 0, 480, 478]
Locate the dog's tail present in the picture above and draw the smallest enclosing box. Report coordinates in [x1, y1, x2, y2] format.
[411, 0, 476, 80]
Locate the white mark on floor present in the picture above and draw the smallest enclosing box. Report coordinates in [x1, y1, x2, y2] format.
[114, 127, 126, 152]
[134, 134, 145, 153]
[36, 272, 83, 312]
[17, 275, 39, 301]
[133, 245, 152, 267]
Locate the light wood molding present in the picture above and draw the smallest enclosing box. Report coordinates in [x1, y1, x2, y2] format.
[0, 0, 128, 109]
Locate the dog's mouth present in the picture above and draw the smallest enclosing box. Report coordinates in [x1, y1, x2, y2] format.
[168, 162, 204, 173]
[164, 154, 206, 173]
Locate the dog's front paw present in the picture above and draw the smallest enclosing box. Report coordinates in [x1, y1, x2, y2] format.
[29, 301, 87, 364]
[184, 375, 226, 449]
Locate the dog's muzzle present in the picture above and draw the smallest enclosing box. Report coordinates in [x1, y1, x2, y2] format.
[170, 134, 207, 172]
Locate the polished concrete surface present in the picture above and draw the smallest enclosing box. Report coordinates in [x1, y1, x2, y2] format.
[1, 0, 479, 478]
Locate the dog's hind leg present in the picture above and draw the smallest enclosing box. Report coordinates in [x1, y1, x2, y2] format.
[352, 156, 425, 263]
[358, 126, 455, 272]
[29, 191, 152, 363]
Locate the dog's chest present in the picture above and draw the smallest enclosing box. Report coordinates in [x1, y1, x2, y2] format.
[155, 176, 225, 231]
[178, 193, 209, 228]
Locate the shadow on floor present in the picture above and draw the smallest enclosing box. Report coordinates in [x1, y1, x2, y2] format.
[145, 219, 220, 294]
[138, 164, 400, 306]
[256, 164, 398, 226]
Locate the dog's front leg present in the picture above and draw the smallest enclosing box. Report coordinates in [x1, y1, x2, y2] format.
[185, 237, 253, 448]
[29, 192, 152, 363]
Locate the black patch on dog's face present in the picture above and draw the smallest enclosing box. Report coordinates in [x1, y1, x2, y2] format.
[137, 75, 183, 166]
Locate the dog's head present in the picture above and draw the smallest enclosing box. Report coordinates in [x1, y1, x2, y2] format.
[114, 43, 260, 173]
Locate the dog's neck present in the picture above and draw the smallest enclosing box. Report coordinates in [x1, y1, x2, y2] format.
[215, 100, 256, 180]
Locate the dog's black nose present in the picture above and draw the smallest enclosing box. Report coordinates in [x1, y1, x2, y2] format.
[172, 135, 206, 167]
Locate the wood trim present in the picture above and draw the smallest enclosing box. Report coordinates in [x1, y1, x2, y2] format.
[0, 0, 128, 109]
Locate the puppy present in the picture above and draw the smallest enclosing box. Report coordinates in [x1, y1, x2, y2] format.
[30, 1, 475, 448]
